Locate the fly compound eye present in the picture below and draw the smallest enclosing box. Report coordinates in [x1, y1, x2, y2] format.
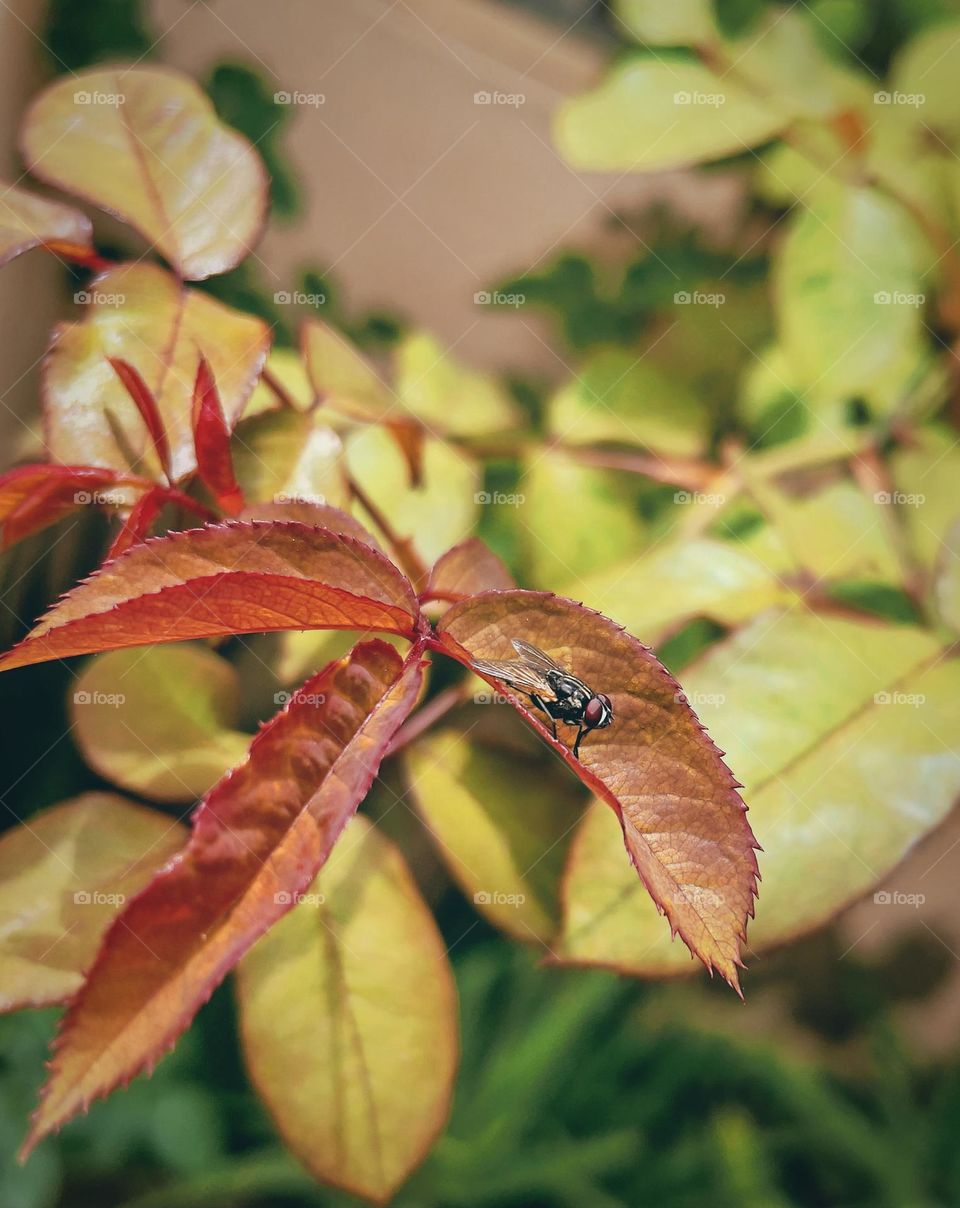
[584, 696, 606, 728]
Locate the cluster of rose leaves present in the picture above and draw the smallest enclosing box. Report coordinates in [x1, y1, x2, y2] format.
[0, 61, 761, 1202]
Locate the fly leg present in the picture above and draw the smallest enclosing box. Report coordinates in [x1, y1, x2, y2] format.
[572, 724, 585, 759]
[529, 694, 558, 741]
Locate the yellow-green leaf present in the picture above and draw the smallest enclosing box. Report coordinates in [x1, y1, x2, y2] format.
[346, 425, 479, 564]
[0, 180, 92, 267]
[521, 450, 648, 590]
[302, 318, 393, 421]
[725, 8, 872, 121]
[405, 729, 583, 942]
[571, 536, 794, 645]
[71, 645, 251, 803]
[745, 479, 902, 584]
[232, 408, 349, 509]
[395, 331, 517, 437]
[237, 814, 457, 1204]
[549, 348, 707, 457]
[555, 58, 786, 172]
[244, 348, 315, 416]
[936, 518, 960, 634]
[613, 0, 715, 45]
[891, 424, 960, 576]
[776, 182, 929, 402]
[21, 65, 267, 279]
[0, 794, 184, 1011]
[43, 263, 269, 480]
[557, 611, 953, 973]
[891, 19, 960, 147]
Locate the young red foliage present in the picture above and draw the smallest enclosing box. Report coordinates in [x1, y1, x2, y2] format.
[0, 464, 128, 549]
[0, 520, 420, 671]
[105, 485, 169, 559]
[191, 358, 245, 515]
[108, 358, 173, 482]
[22, 639, 426, 1153]
[423, 537, 514, 602]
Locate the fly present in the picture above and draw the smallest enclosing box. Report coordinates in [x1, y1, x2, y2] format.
[471, 638, 613, 759]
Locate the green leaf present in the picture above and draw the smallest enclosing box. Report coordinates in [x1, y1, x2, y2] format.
[891, 19, 960, 147]
[548, 347, 708, 457]
[891, 425, 960, 577]
[232, 409, 349, 509]
[936, 517, 960, 633]
[405, 729, 583, 943]
[395, 331, 517, 437]
[724, 7, 873, 120]
[71, 645, 251, 803]
[0, 794, 184, 1010]
[557, 611, 955, 973]
[746, 479, 902, 584]
[555, 57, 786, 172]
[613, 0, 716, 45]
[244, 348, 315, 416]
[302, 318, 393, 420]
[570, 535, 794, 644]
[520, 450, 649, 590]
[237, 814, 458, 1204]
[345, 425, 479, 564]
[775, 182, 929, 403]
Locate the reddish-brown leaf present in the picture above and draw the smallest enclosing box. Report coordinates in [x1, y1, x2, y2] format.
[105, 485, 169, 559]
[433, 591, 759, 993]
[23, 639, 426, 1153]
[109, 359, 172, 482]
[0, 521, 420, 672]
[0, 464, 129, 550]
[425, 537, 514, 602]
[192, 359, 244, 516]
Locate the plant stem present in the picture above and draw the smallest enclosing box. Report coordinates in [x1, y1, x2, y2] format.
[385, 681, 473, 756]
[260, 365, 298, 410]
[348, 474, 429, 588]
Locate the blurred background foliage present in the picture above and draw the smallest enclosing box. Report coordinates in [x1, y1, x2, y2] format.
[3, 0, 960, 1204]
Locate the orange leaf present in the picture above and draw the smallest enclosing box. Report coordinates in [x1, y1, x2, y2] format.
[191, 359, 244, 515]
[0, 521, 419, 672]
[23, 639, 426, 1153]
[0, 463, 129, 550]
[433, 591, 759, 993]
[425, 537, 514, 602]
[0, 180, 93, 267]
[20, 65, 267, 280]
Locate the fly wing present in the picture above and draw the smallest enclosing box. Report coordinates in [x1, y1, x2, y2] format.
[510, 638, 568, 674]
[470, 656, 557, 700]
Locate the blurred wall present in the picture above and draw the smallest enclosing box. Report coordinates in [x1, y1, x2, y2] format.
[0, 0, 743, 450]
[0, 0, 63, 457]
[148, 0, 742, 373]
